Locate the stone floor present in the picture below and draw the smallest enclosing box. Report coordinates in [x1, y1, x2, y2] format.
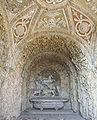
[17, 108, 86, 120]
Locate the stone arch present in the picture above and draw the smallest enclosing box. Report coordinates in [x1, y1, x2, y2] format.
[21, 52, 78, 112]
[5, 33, 93, 119]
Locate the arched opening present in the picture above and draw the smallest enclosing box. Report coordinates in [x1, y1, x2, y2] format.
[21, 52, 77, 112]
[6, 33, 92, 119]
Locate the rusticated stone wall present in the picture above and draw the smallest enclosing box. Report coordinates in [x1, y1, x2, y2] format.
[0, 0, 97, 120]
[0, 8, 9, 120]
[13, 34, 92, 119]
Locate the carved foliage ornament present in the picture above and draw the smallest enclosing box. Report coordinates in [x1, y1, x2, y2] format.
[70, 7, 95, 44]
[33, 9, 70, 32]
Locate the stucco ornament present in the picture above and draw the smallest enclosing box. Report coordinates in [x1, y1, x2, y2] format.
[70, 7, 95, 45]
[12, 8, 37, 44]
[33, 9, 70, 32]
[13, 20, 27, 39]
[38, 11, 66, 29]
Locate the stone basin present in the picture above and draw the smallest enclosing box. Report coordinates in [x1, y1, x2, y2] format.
[29, 97, 69, 111]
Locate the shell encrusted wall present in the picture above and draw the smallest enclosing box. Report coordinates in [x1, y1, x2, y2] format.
[0, 0, 97, 120]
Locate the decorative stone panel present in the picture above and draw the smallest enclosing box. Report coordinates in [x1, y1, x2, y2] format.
[70, 6, 95, 45]
[32, 9, 70, 33]
[12, 7, 38, 44]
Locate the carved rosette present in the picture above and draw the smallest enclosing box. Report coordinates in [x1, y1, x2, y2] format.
[12, 8, 37, 44]
[13, 19, 28, 39]
[70, 7, 95, 45]
[12, 17, 31, 44]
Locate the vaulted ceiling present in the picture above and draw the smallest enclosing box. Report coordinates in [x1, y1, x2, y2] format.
[0, 1, 97, 119]
[0, 0, 97, 69]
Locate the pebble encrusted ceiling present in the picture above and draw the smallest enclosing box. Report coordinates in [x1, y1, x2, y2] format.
[0, 0, 97, 68]
[2, 0, 96, 45]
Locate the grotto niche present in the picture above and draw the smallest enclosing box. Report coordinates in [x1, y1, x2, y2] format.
[15, 33, 94, 120]
[0, 0, 97, 119]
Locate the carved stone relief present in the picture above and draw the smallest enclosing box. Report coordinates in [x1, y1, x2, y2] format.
[70, 6, 95, 45]
[33, 9, 70, 32]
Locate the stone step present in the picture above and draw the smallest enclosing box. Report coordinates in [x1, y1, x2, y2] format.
[25, 108, 75, 115]
[17, 108, 86, 120]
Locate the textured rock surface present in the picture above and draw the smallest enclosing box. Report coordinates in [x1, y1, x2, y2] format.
[0, 0, 97, 120]
[0, 12, 8, 68]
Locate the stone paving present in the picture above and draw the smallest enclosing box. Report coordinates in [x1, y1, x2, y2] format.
[17, 108, 86, 120]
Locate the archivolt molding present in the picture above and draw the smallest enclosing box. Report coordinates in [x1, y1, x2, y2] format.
[15, 32, 91, 55]
[12, 34, 91, 71]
